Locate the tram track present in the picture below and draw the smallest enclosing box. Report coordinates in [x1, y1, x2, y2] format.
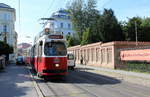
[44, 72, 98, 97]
[71, 69, 150, 97]
[30, 67, 150, 97]
[45, 78, 96, 97]
[45, 82, 59, 97]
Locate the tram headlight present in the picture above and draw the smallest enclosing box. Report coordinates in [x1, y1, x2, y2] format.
[55, 64, 60, 67]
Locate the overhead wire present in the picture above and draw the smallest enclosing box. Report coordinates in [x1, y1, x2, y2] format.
[101, 0, 112, 9]
[59, 0, 67, 9]
[42, 0, 55, 18]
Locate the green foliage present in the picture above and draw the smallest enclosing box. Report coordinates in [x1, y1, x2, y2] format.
[120, 62, 150, 74]
[67, 0, 150, 46]
[122, 17, 150, 42]
[0, 41, 13, 55]
[141, 18, 150, 41]
[68, 0, 86, 41]
[81, 28, 91, 45]
[122, 17, 142, 41]
[98, 9, 124, 42]
[66, 33, 80, 47]
[67, 0, 124, 44]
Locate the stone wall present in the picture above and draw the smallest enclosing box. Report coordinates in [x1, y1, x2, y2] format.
[67, 41, 150, 69]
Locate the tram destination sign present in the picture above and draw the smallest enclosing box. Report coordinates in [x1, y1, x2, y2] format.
[48, 35, 63, 39]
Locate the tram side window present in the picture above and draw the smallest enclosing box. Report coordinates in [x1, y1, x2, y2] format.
[44, 42, 67, 56]
[34, 44, 38, 56]
[38, 44, 42, 57]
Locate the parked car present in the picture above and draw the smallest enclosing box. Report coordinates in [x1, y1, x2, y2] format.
[67, 53, 75, 70]
[16, 56, 25, 65]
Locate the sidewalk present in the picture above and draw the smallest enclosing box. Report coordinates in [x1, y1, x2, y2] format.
[0, 64, 38, 97]
[77, 64, 150, 87]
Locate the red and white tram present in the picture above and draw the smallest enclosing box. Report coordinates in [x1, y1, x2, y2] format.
[31, 30, 68, 77]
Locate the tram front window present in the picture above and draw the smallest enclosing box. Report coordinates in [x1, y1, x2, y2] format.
[44, 42, 67, 56]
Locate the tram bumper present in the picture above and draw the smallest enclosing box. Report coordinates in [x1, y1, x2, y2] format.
[42, 69, 68, 76]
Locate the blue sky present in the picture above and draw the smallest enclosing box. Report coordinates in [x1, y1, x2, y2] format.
[0, 0, 150, 44]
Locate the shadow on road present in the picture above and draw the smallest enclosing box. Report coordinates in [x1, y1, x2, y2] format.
[30, 67, 121, 86]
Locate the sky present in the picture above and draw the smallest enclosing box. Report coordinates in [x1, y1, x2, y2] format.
[0, 0, 150, 45]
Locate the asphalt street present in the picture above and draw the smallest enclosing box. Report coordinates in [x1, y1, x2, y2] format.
[1, 64, 150, 97]
[31, 67, 150, 97]
[0, 64, 38, 97]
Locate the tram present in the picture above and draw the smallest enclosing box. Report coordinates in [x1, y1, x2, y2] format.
[31, 28, 68, 77]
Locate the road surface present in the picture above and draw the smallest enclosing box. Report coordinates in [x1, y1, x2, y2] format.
[32, 67, 150, 97]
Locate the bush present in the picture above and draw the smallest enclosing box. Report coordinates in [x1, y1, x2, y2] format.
[121, 61, 150, 73]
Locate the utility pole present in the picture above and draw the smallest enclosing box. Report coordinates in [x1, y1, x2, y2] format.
[19, 0, 21, 33]
[135, 21, 138, 46]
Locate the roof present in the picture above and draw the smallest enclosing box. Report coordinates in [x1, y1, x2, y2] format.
[52, 9, 70, 19]
[0, 3, 11, 8]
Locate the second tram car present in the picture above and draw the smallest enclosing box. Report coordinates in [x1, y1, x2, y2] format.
[31, 31, 68, 77]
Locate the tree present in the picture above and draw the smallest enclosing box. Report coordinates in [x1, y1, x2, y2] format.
[141, 17, 150, 41]
[68, 0, 86, 42]
[67, 1, 124, 44]
[84, 0, 101, 43]
[123, 17, 142, 41]
[68, 0, 101, 44]
[66, 33, 80, 47]
[81, 28, 91, 45]
[0, 41, 13, 56]
[98, 9, 124, 42]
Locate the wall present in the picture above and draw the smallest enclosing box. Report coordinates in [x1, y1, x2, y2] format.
[68, 41, 150, 69]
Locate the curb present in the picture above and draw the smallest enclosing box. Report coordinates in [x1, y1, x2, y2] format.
[27, 67, 44, 97]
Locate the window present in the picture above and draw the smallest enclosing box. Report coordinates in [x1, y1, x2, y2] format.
[68, 16, 71, 19]
[44, 42, 67, 56]
[60, 23, 63, 28]
[67, 54, 74, 60]
[68, 23, 71, 29]
[3, 25, 7, 32]
[50, 23, 54, 29]
[4, 13, 7, 20]
[38, 44, 43, 62]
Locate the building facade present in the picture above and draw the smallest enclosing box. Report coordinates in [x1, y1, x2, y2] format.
[44, 9, 75, 35]
[0, 3, 17, 62]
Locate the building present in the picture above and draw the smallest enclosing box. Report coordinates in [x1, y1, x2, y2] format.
[17, 43, 32, 57]
[44, 9, 75, 35]
[0, 3, 17, 62]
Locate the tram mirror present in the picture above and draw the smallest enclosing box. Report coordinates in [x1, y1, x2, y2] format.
[39, 41, 43, 46]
